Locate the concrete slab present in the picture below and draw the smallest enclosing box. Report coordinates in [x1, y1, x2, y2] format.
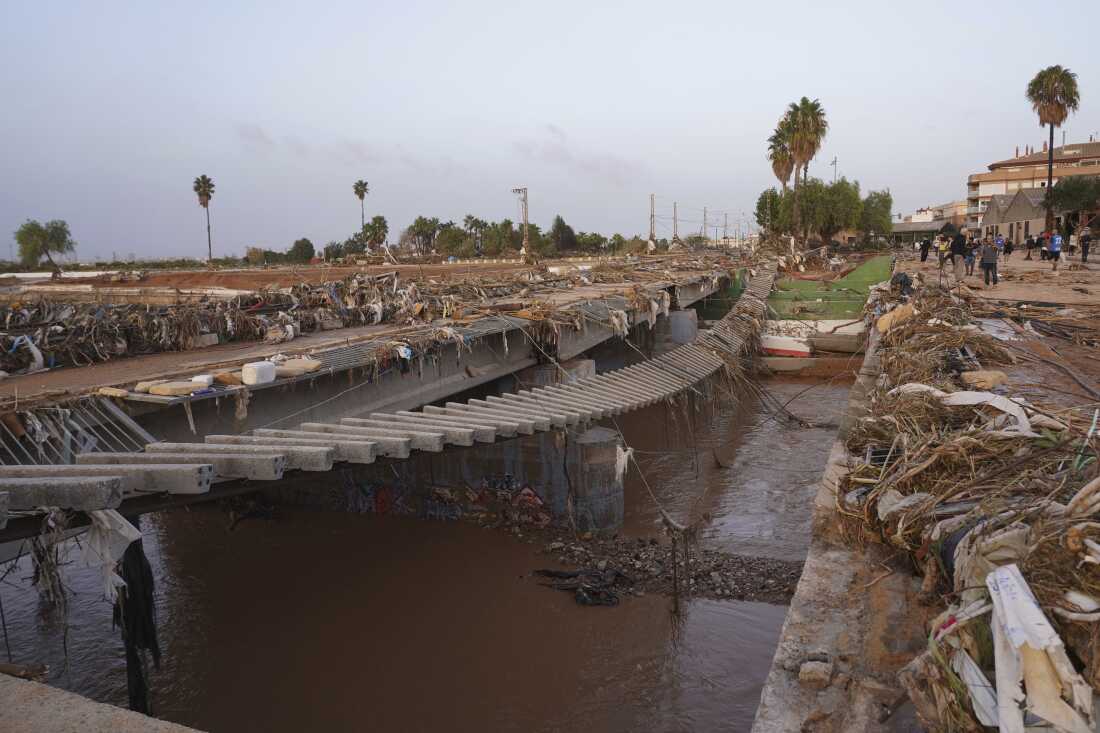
[78, 452, 285, 481]
[0, 476, 123, 510]
[484, 395, 578, 424]
[0, 464, 213, 495]
[211, 434, 377, 464]
[146, 441, 333, 472]
[0, 673, 202, 733]
[513, 389, 605, 419]
[445, 402, 548, 432]
[422, 405, 531, 435]
[296, 424, 417, 456]
[340, 417, 470, 447]
[375, 413, 496, 443]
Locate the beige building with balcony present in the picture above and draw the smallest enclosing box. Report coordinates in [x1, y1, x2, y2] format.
[966, 140, 1100, 231]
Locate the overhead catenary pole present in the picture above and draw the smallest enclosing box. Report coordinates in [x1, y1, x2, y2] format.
[649, 193, 656, 242]
[511, 187, 529, 250]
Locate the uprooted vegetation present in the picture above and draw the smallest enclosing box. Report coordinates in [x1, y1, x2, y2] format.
[838, 277, 1100, 731]
[0, 256, 734, 377]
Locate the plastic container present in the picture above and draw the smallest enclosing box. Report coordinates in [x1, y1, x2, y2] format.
[191, 374, 214, 387]
[242, 361, 277, 386]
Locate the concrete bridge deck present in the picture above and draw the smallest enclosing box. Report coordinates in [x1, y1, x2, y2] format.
[0, 264, 774, 541]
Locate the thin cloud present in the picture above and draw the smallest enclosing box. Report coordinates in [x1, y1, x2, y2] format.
[235, 123, 275, 149]
[514, 126, 643, 187]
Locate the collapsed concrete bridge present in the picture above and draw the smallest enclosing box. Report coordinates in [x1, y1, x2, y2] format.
[0, 263, 775, 542]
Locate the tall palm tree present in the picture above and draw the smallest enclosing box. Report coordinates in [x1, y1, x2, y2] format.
[353, 180, 369, 229]
[1026, 65, 1080, 231]
[767, 117, 795, 191]
[787, 97, 828, 184]
[193, 175, 215, 261]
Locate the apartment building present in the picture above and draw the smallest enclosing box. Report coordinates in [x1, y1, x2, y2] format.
[965, 140, 1100, 231]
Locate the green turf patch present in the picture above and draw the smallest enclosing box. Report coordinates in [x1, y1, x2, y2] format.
[767, 255, 890, 320]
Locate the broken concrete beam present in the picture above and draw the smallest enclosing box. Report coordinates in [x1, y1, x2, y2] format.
[78, 452, 284, 481]
[212, 434, 376, 464]
[296, 424, 415, 457]
[340, 417, 472, 447]
[0, 476, 124, 511]
[518, 388, 613, 418]
[0, 464, 213, 495]
[485, 394, 579, 424]
[443, 402, 546, 432]
[420, 405, 525, 436]
[146, 441, 333, 472]
[474, 396, 570, 426]
[503, 391, 600, 421]
[375, 413, 497, 443]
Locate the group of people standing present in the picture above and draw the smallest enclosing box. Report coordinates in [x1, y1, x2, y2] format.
[917, 225, 1093, 287]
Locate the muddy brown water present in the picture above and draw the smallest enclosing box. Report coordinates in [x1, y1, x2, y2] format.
[0, 377, 851, 732]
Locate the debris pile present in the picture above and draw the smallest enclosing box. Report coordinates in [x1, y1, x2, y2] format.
[838, 273, 1100, 730]
[0, 259, 737, 379]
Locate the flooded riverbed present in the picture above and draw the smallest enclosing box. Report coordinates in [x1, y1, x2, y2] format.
[0, 375, 851, 732]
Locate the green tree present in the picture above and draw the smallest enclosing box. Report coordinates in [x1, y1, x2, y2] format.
[787, 97, 828, 185]
[1046, 175, 1100, 235]
[767, 117, 796, 191]
[353, 180, 369, 230]
[436, 226, 470, 256]
[549, 215, 578, 252]
[816, 178, 862, 244]
[14, 219, 76, 275]
[1026, 65, 1080, 231]
[482, 219, 515, 256]
[859, 190, 894, 238]
[755, 188, 783, 235]
[575, 231, 608, 252]
[288, 238, 315, 262]
[364, 215, 388, 248]
[245, 246, 266, 265]
[193, 174, 215, 261]
[323, 241, 345, 261]
[407, 216, 441, 255]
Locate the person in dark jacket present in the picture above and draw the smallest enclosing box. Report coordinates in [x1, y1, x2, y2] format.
[950, 232, 967, 281]
[919, 238, 931, 262]
[980, 237, 999, 286]
[1025, 234, 1036, 260]
[1081, 227, 1092, 264]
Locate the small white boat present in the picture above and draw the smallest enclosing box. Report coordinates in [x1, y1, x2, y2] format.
[761, 334, 813, 357]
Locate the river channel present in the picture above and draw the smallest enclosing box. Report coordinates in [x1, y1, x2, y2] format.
[0, 359, 852, 732]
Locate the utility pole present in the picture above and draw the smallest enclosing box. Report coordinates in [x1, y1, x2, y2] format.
[649, 193, 656, 243]
[673, 202, 679, 242]
[702, 207, 707, 240]
[511, 187, 529, 250]
[723, 213, 728, 242]
[830, 156, 838, 183]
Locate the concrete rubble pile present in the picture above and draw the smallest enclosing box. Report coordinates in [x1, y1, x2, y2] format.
[838, 271, 1100, 731]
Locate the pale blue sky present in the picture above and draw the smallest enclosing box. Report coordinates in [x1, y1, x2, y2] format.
[2, 0, 1097, 260]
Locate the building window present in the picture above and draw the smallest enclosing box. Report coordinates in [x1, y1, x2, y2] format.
[1025, 221, 1030, 237]
[1009, 223, 1014, 240]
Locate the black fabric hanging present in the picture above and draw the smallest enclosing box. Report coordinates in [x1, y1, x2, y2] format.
[113, 532, 161, 714]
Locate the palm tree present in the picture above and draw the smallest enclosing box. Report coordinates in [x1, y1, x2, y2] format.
[353, 179, 369, 229]
[193, 175, 215, 261]
[767, 117, 795, 191]
[787, 97, 828, 184]
[1026, 65, 1080, 231]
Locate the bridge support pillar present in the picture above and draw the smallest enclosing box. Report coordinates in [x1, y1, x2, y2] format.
[564, 426, 624, 533]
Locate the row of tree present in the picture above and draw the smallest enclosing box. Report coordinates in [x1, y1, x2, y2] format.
[754, 179, 893, 244]
[393, 214, 642, 258]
